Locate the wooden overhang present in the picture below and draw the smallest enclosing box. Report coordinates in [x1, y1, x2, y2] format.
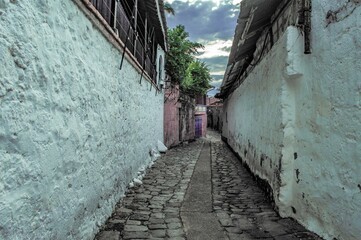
[217, 0, 283, 98]
[141, 0, 168, 50]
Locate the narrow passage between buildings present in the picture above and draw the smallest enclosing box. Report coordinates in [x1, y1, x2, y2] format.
[95, 130, 321, 240]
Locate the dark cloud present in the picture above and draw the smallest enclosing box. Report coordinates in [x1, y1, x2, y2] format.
[220, 46, 232, 52]
[200, 56, 229, 72]
[166, 1, 238, 42]
[166, 1, 239, 96]
[201, 56, 228, 66]
[211, 74, 224, 80]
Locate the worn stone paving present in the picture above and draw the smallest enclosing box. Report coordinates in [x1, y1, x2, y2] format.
[95, 130, 322, 240]
[95, 141, 203, 240]
[209, 131, 322, 240]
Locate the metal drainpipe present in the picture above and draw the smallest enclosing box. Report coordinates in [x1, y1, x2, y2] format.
[303, 0, 312, 54]
[133, 0, 138, 56]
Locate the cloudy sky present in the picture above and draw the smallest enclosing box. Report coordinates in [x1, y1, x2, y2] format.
[165, 0, 240, 96]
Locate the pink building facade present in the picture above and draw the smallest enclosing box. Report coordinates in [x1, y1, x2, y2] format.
[164, 85, 195, 147]
[164, 85, 180, 147]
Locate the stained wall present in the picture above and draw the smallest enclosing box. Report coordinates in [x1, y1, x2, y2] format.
[222, 1, 361, 239]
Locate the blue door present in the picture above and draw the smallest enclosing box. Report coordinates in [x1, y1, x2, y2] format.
[195, 116, 202, 138]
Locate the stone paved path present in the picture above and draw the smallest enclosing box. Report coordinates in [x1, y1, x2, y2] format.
[209, 131, 321, 240]
[94, 130, 322, 240]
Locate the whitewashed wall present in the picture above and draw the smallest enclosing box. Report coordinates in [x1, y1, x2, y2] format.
[0, 1, 164, 239]
[222, 28, 291, 214]
[290, 1, 361, 239]
[222, 1, 361, 239]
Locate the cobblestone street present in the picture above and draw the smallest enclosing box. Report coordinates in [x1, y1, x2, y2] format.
[95, 130, 321, 240]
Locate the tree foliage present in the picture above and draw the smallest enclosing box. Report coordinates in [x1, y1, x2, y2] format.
[182, 60, 212, 96]
[165, 25, 211, 96]
[166, 25, 202, 84]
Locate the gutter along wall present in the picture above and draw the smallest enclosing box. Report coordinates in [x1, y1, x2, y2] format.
[222, 0, 361, 239]
[0, 1, 165, 239]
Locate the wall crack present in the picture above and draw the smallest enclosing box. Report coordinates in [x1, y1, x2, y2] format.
[326, 0, 360, 27]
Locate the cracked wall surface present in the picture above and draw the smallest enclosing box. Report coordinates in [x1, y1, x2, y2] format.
[0, 1, 164, 239]
[325, 0, 360, 27]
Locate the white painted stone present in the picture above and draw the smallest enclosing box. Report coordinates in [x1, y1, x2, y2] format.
[222, 1, 361, 239]
[131, 178, 143, 187]
[157, 140, 168, 153]
[0, 1, 164, 240]
[0, 0, 9, 9]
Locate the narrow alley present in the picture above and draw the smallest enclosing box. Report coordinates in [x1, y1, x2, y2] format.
[95, 130, 321, 240]
[1, 1, 360, 239]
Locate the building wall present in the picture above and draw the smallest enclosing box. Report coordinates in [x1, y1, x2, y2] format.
[164, 85, 180, 147]
[206, 97, 223, 132]
[222, 32, 286, 208]
[207, 106, 223, 132]
[195, 104, 207, 137]
[206, 97, 221, 106]
[222, 1, 361, 239]
[179, 94, 195, 143]
[0, 1, 164, 239]
[164, 87, 196, 147]
[289, 1, 361, 239]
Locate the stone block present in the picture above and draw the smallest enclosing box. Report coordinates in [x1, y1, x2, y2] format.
[96, 231, 120, 240]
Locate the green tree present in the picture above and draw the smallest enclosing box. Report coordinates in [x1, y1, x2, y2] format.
[182, 60, 212, 96]
[166, 25, 203, 85]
